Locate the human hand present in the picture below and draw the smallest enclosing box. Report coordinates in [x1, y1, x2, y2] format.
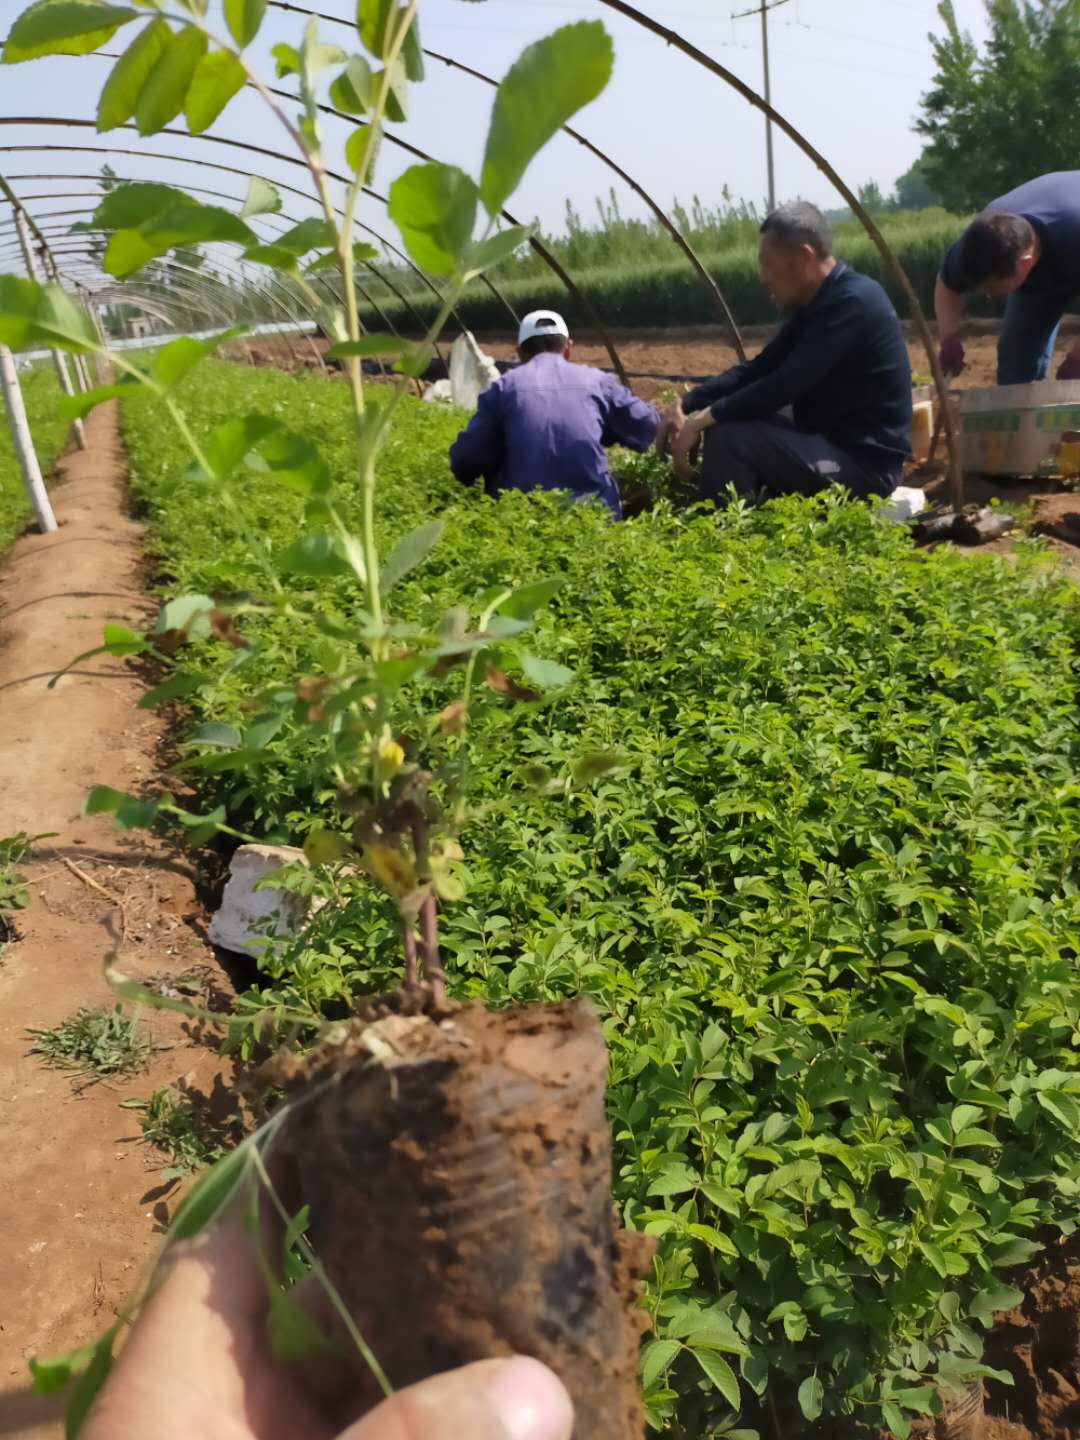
[83, 1209, 573, 1440]
[670, 411, 711, 480]
[655, 399, 685, 457]
[1056, 348, 1080, 381]
[939, 334, 965, 378]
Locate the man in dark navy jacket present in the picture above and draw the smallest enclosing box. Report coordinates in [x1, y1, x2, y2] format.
[935, 172, 1080, 384]
[662, 203, 912, 504]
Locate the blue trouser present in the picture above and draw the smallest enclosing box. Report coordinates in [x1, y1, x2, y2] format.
[998, 289, 1073, 384]
[699, 417, 899, 506]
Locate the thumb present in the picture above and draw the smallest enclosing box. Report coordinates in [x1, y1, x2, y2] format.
[338, 1357, 574, 1440]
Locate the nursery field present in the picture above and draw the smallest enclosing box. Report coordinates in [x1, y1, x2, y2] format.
[116, 360, 1080, 1439]
[0, 366, 66, 551]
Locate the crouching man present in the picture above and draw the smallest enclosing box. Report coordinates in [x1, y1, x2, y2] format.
[662, 203, 912, 504]
[449, 310, 659, 519]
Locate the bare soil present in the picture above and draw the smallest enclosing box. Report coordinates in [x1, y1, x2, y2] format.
[235, 322, 1016, 402]
[0, 403, 232, 1438]
[278, 995, 653, 1440]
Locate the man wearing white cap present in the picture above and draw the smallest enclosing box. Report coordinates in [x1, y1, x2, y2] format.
[449, 309, 658, 518]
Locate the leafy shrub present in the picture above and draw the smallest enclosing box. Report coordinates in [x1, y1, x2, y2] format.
[120, 361, 1080, 1436]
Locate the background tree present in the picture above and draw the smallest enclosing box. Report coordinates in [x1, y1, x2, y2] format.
[894, 154, 941, 211]
[915, 0, 1080, 213]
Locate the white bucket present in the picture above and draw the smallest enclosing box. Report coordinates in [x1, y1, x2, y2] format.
[959, 380, 1080, 478]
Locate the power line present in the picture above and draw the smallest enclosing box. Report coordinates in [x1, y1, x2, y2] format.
[730, 0, 792, 210]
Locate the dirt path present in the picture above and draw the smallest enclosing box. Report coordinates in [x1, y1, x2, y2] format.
[0, 404, 228, 1438]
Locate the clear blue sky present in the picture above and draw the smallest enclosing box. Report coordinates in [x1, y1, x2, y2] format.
[0, 0, 990, 270]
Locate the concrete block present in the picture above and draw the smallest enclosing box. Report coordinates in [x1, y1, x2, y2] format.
[208, 843, 310, 956]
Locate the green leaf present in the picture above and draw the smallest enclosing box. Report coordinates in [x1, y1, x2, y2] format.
[401, 8, 423, 81]
[640, 1338, 681, 1391]
[388, 162, 478, 276]
[330, 54, 374, 113]
[241, 244, 298, 272]
[3, 1, 138, 63]
[991, 1237, 1043, 1267]
[327, 333, 402, 360]
[464, 224, 535, 277]
[797, 1375, 824, 1422]
[59, 381, 135, 419]
[881, 1402, 911, 1440]
[103, 200, 255, 278]
[102, 623, 147, 657]
[96, 18, 170, 131]
[497, 577, 563, 619]
[224, 0, 266, 47]
[201, 415, 280, 479]
[380, 519, 443, 592]
[480, 21, 613, 216]
[185, 49, 245, 133]
[376, 54, 406, 121]
[29, 1339, 101, 1397]
[280, 533, 350, 577]
[170, 1142, 251, 1240]
[65, 1328, 117, 1440]
[152, 328, 246, 389]
[0, 277, 100, 354]
[135, 25, 208, 135]
[520, 653, 572, 689]
[271, 217, 335, 256]
[920, 1240, 950, 1277]
[185, 721, 241, 750]
[345, 124, 378, 177]
[271, 41, 299, 78]
[91, 182, 195, 229]
[137, 671, 205, 709]
[83, 786, 160, 829]
[968, 1284, 1024, 1325]
[950, 1104, 983, 1133]
[248, 426, 330, 494]
[357, 0, 394, 58]
[306, 241, 378, 274]
[241, 177, 282, 219]
[692, 1348, 740, 1410]
[268, 1286, 332, 1362]
[153, 592, 215, 639]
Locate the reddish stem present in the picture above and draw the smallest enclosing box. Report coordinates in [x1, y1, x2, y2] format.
[411, 815, 446, 1005]
[402, 920, 419, 988]
[419, 892, 446, 1007]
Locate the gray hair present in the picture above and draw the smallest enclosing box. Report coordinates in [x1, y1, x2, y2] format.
[760, 202, 833, 259]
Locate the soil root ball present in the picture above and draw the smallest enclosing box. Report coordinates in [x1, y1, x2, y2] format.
[278, 996, 654, 1440]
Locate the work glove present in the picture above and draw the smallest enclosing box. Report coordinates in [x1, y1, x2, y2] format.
[939, 335, 965, 378]
[1056, 351, 1080, 381]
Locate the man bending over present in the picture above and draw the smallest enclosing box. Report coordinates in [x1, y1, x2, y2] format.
[935, 172, 1080, 384]
[663, 203, 912, 504]
[449, 310, 659, 519]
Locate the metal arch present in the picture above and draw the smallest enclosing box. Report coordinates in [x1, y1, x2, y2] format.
[0, 182, 433, 357]
[0, 204, 327, 369]
[264, 0, 744, 359]
[0, 135, 481, 343]
[0, 206, 321, 372]
[0, 120, 631, 380]
[594, 0, 962, 504]
[6, 237, 319, 371]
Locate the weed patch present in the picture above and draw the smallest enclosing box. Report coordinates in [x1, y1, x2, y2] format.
[27, 1006, 154, 1087]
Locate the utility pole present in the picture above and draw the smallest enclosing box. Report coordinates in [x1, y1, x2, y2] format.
[731, 0, 791, 213]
